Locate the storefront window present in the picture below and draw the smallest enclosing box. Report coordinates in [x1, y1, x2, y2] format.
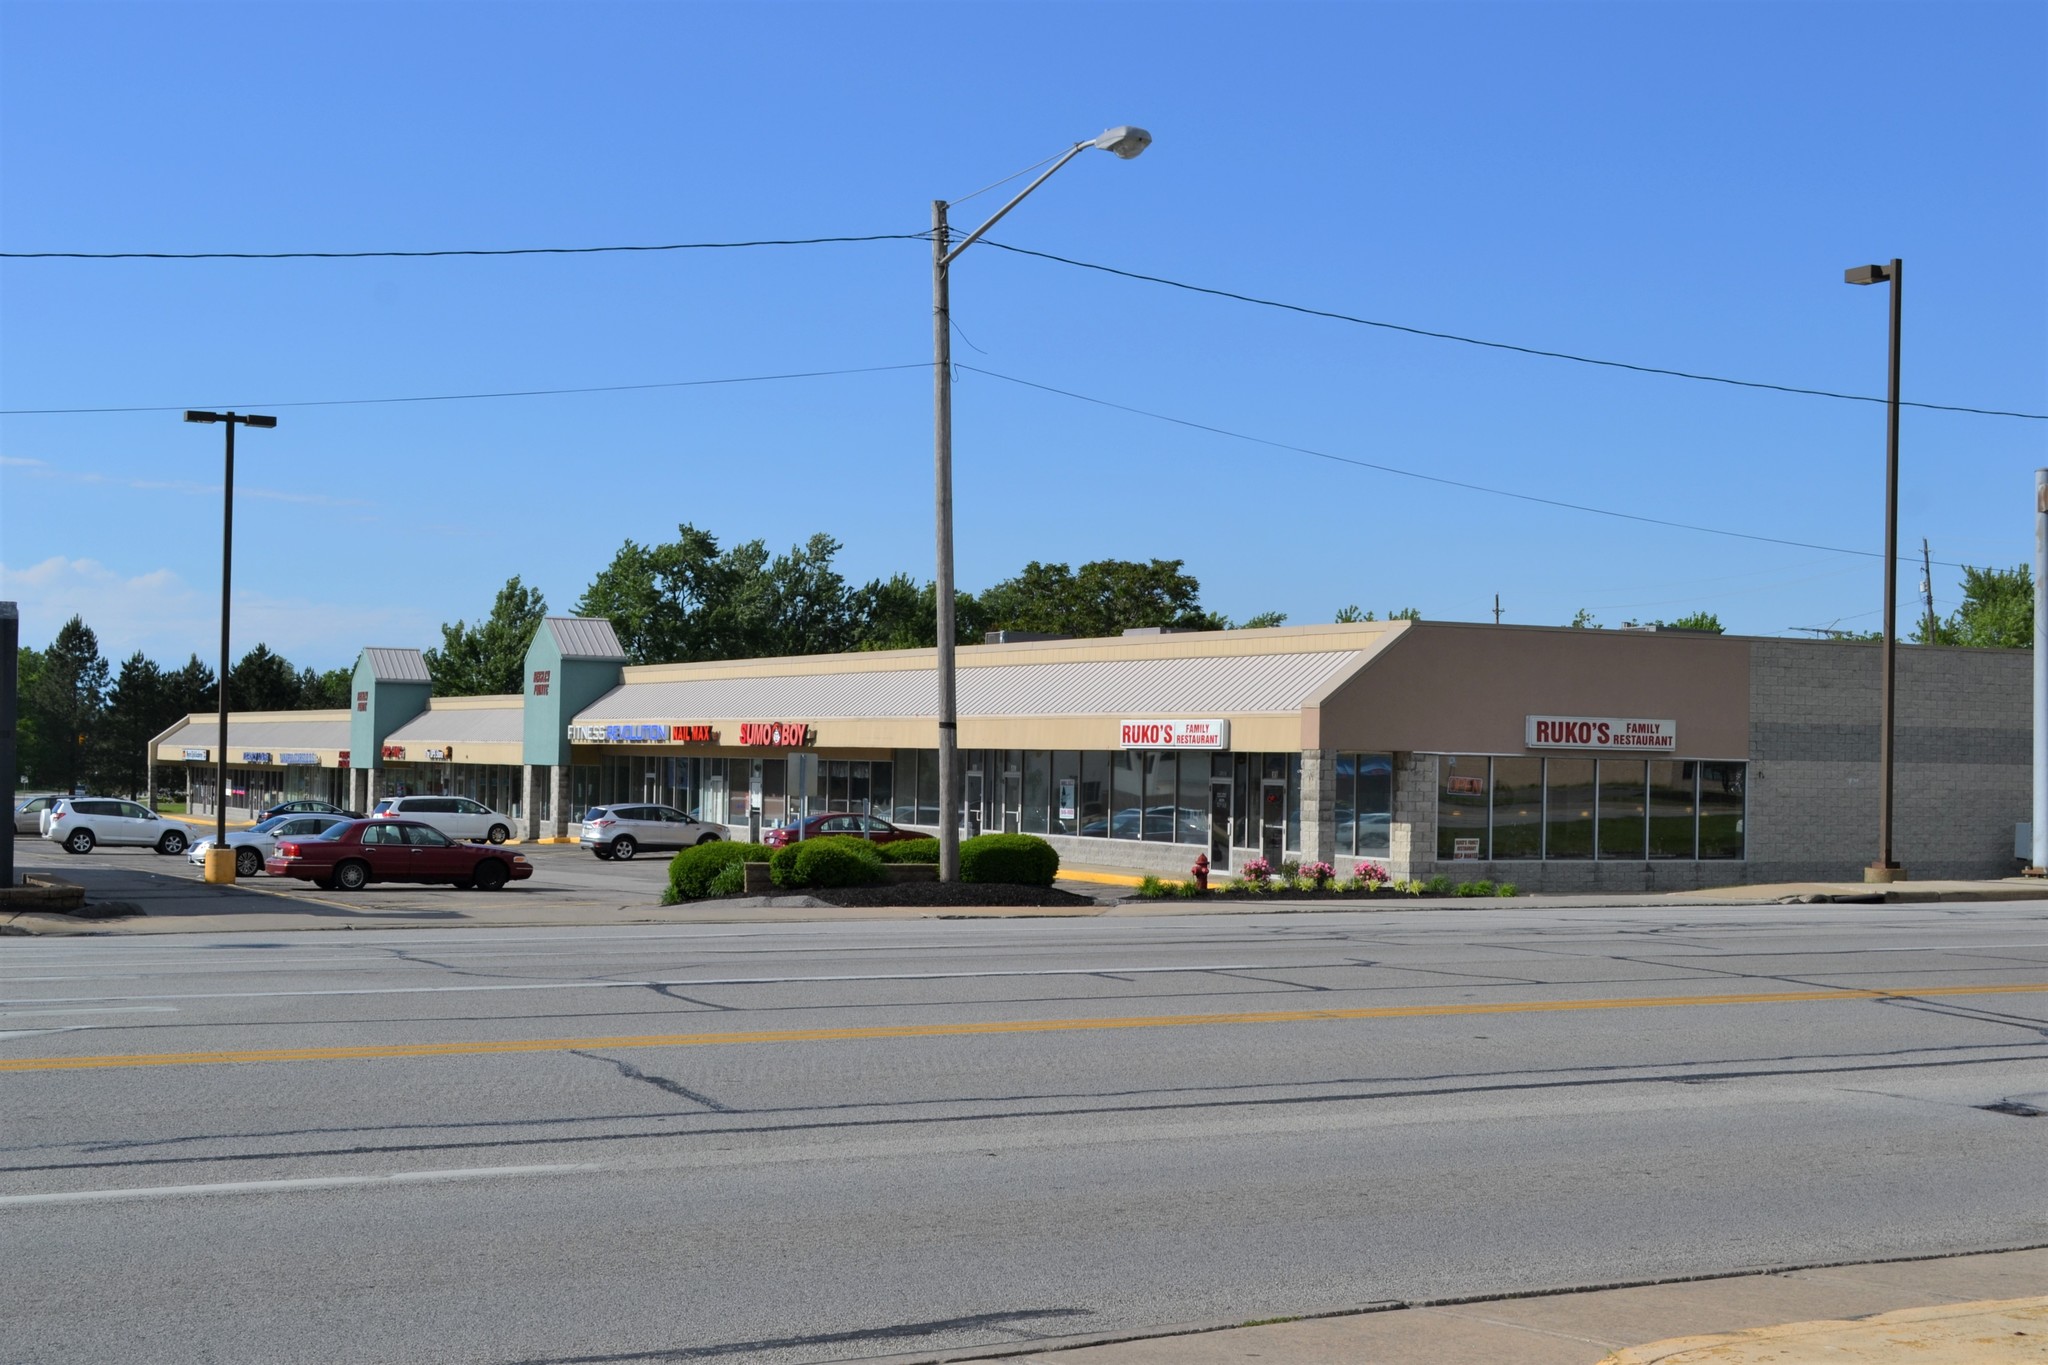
[1333, 753, 1356, 856]
[916, 750, 940, 825]
[571, 764, 600, 819]
[1023, 752, 1050, 835]
[1648, 761, 1697, 859]
[1233, 754, 1250, 848]
[869, 762, 891, 825]
[1598, 760, 1648, 860]
[1699, 762, 1746, 859]
[1053, 752, 1079, 835]
[1438, 755, 1489, 861]
[1080, 751, 1108, 837]
[1110, 752, 1140, 840]
[1543, 758, 1595, 859]
[1177, 755, 1210, 845]
[1356, 753, 1392, 858]
[1142, 752, 1175, 842]
[1286, 754, 1302, 853]
[1490, 756, 1543, 860]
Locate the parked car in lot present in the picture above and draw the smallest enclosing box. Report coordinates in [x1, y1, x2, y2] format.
[368, 795, 513, 844]
[579, 804, 721, 860]
[762, 812, 925, 849]
[257, 798, 363, 822]
[190, 813, 351, 879]
[41, 798, 191, 855]
[266, 819, 532, 891]
[12, 793, 65, 835]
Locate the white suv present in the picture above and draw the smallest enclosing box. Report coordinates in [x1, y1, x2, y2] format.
[42, 798, 191, 855]
[369, 795, 514, 844]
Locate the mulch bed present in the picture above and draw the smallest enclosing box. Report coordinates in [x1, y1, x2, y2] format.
[803, 882, 1098, 909]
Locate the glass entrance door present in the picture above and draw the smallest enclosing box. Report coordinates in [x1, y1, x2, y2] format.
[963, 770, 983, 836]
[1260, 781, 1286, 865]
[1209, 781, 1232, 870]
[1001, 759, 1021, 834]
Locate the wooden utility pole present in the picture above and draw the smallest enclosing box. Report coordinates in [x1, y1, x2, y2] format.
[1920, 538, 1937, 643]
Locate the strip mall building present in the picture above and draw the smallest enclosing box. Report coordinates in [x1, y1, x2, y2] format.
[150, 616, 2030, 889]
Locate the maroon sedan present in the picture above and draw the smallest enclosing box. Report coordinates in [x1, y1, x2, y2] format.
[762, 812, 926, 850]
[266, 819, 533, 892]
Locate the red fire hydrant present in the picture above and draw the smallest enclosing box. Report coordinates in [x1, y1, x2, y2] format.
[1191, 853, 1210, 893]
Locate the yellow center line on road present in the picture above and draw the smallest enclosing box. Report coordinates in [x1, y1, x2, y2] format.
[4, 981, 2046, 1075]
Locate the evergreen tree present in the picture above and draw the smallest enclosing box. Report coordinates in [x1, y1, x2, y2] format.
[29, 617, 109, 794]
[165, 654, 217, 715]
[226, 643, 306, 711]
[96, 653, 168, 798]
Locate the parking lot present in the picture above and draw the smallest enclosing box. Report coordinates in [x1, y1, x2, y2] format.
[8, 833, 677, 926]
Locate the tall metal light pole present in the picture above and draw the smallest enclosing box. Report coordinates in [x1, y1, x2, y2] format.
[931, 125, 1152, 882]
[184, 409, 277, 884]
[1844, 260, 1903, 881]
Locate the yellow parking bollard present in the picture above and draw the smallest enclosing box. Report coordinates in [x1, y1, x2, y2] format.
[202, 846, 238, 885]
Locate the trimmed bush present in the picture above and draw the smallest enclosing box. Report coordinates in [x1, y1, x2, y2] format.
[1137, 874, 1167, 899]
[1496, 882, 1519, 898]
[791, 837, 886, 888]
[666, 841, 771, 903]
[705, 861, 747, 898]
[876, 837, 940, 864]
[1422, 874, 1453, 895]
[1454, 879, 1497, 898]
[959, 833, 1059, 887]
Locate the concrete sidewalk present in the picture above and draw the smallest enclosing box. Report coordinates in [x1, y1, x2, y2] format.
[932, 1247, 2048, 1365]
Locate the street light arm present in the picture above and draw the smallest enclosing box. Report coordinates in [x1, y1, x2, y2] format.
[939, 141, 1093, 269]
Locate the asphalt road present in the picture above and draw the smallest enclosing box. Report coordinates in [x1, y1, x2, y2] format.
[2, 904, 2045, 1364]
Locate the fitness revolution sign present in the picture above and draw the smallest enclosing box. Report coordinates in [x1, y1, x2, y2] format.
[1525, 716, 1676, 751]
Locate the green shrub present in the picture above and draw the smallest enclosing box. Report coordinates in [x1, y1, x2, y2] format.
[1172, 878, 1202, 898]
[706, 861, 747, 898]
[665, 841, 771, 903]
[876, 837, 940, 864]
[1137, 874, 1167, 899]
[769, 835, 886, 888]
[958, 833, 1060, 887]
[794, 837, 886, 888]
[1496, 882, 1519, 898]
[1423, 874, 1453, 895]
[1454, 879, 1497, 898]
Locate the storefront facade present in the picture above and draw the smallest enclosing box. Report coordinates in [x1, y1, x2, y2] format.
[150, 617, 2031, 886]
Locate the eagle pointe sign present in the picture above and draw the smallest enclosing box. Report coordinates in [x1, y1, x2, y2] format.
[1118, 719, 1231, 750]
[1526, 716, 1677, 751]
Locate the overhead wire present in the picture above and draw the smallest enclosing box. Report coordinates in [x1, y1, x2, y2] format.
[0, 232, 927, 261]
[0, 363, 931, 415]
[974, 239, 2048, 421]
[954, 363, 1971, 569]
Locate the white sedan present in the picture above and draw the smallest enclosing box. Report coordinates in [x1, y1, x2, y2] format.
[189, 814, 350, 878]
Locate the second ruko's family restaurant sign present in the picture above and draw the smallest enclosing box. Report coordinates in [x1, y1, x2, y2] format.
[568, 724, 722, 744]
[1118, 719, 1231, 750]
[1526, 716, 1677, 751]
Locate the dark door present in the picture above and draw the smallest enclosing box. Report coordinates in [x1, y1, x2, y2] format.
[1260, 782, 1285, 865]
[357, 822, 411, 877]
[1209, 782, 1232, 870]
[402, 822, 468, 878]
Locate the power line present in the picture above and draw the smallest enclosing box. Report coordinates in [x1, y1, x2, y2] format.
[976, 239, 2048, 422]
[0, 363, 930, 415]
[956, 363, 1970, 569]
[0, 232, 927, 261]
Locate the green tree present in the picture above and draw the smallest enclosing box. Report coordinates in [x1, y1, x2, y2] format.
[165, 654, 217, 716]
[1667, 611, 1725, 634]
[1569, 609, 1600, 629]
[298, 666, 351, 708]
[977, 558, 1225, 638]
[226, 643, 306, 712]
[1917, 564, 2032, 648]
[95, 653, 168, 798]
[29, 617, 109, 794]
[847, 574, 986, 651]
[14, 644, 53, 787]
[425, 575, 549, 696]
[1231, 611, 1289, 629]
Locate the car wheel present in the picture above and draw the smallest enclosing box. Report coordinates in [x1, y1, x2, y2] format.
[157, 830, 188, 855]
[592, 845, 614, 861]
[487, 824, 510, 845]
[696, 832, 720, 845]
[313, 877, 335, 890]
[611, 835, 637, 861]
[451, 877, 475, 891]
[64, 829, 95, 855]
[473, 860, 510, 892]
[235, 847, 263, 879]
[334, 860, 370, 892]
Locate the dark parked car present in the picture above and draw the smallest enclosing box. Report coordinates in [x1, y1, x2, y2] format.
[258, 798, 364, 821]
[266, 819, 532, 892]
[762, 812, 925, 850]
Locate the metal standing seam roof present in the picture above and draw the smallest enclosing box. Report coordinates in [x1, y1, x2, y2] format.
[574, 650, 1365, 722]
[385, 704, 525, 745]
[543, 617, 626, 661]
[156, 716, 353, 749]
[361, 647, 431, 682]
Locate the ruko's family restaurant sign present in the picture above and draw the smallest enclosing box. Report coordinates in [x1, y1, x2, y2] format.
[1118, 719, 1231, 750]
[1526, 716, 1677, 751]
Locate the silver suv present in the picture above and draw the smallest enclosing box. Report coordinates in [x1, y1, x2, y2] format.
[579, 805, 720, 860]
[42, 798, 191, 855]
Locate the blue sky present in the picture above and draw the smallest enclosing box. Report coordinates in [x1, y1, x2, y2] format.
[3, 0, 2043, 670]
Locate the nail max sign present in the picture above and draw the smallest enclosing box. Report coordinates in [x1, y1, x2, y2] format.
[1526, 716, 1676, 751]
